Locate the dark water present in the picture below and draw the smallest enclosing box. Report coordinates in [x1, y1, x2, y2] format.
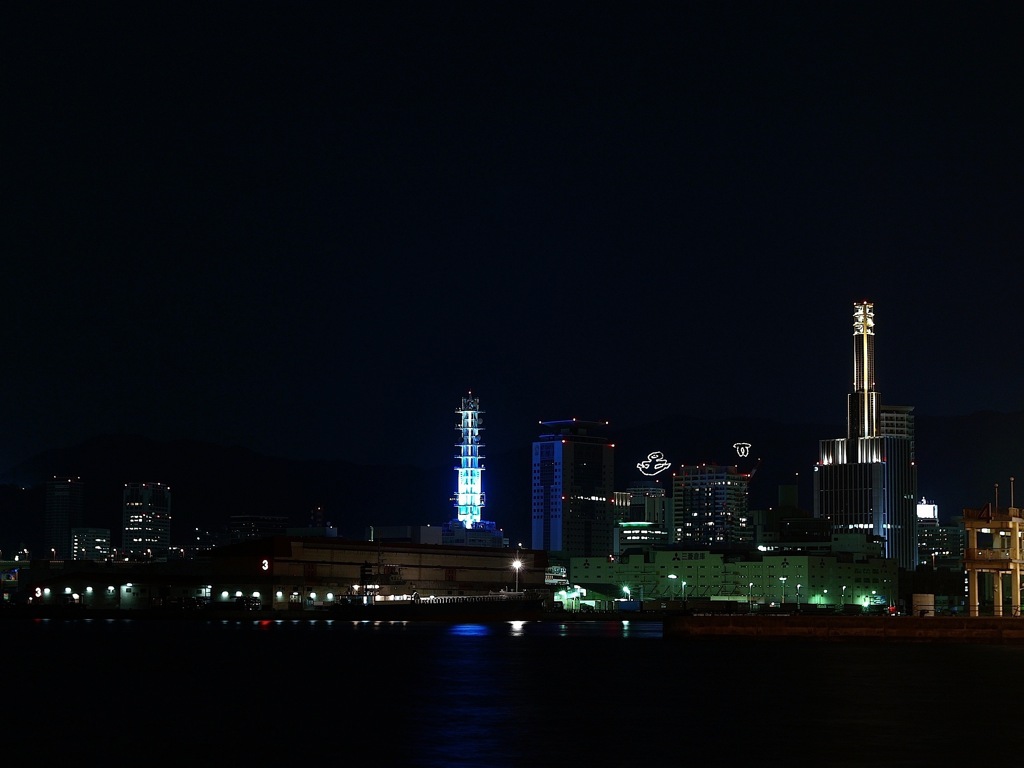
[4, 616, 1011, 766]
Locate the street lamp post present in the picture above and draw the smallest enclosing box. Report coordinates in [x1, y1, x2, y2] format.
[842, 585, 847, 607]
[667, 573, 679, 599]
[796, 584, 802, 610]
[779, 576, 787, 605]
[512, 553, 522, 592]
[748, 582, 754, 605]
[681, 581, 687, 605]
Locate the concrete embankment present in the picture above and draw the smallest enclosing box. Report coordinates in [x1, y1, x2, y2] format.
[663, 614, 1024, 643]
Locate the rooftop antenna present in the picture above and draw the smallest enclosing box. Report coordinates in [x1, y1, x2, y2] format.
[1012, 476, 1016, 509]
[995, 483, 999, 514]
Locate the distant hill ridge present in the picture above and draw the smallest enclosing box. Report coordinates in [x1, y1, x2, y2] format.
[1, 410, 1021, 554]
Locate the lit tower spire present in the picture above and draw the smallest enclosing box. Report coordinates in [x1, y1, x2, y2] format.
[848, 300, 879, 439]
[454, 392, 485, 528]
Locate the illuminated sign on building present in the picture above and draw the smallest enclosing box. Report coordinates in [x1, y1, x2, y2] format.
[637, 451, 671, 476]
[733, 442, 752, 458]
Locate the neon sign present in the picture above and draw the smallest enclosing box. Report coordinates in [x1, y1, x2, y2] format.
[637, 451, 671, 476]
[733, 442, 752, 457]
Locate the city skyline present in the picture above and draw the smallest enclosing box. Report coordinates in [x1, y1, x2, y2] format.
[4, 4, 1022, 476]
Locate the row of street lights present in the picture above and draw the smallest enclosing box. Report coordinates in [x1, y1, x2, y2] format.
[612, 576, 862, 607]
[667, 573, 687, 602]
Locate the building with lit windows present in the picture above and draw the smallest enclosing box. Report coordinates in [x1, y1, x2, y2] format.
[672, 464, 753, 547]
[122, 482, 172, 561]
[227, 514, 289, 544]
[814, 301, 918, 570]
[916, 498, 964, 569]
[71, 527, 110, 561]
[531, 419, 615, 560]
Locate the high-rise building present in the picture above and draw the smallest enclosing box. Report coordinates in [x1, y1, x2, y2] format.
[44, 476, 84, 560]
[814, 301, 918, 570]
[916, 497, 964, 569]
[619, 480, 668, 525]
[613, 481, 672, 555]
[671, 464, 753, 547]
[531, 419, 615, 559]
[442, 393, 504, 548]
[122, 482, 172, 561]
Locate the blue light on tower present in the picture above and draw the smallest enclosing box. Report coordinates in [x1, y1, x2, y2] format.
[455, 393, 485, 528]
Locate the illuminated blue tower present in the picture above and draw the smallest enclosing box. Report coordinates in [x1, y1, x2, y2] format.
[454, 392, 485, 527]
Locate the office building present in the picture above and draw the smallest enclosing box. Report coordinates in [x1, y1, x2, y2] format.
[814, 301, 918, 570]
[71, 527, 110, 561]
[531, 419, 615, 559]
[619, 480, 669, 525]
[44, 476, 84, 560]
[227, 514, 289, 543]
[122, 482, 172, 561]
[917, 498, 964, 569]
[672, 464, 753, 547]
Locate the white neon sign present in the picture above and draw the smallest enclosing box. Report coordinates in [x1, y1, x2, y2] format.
[733, 442, 752, 457]
[637, 451, 671, 476]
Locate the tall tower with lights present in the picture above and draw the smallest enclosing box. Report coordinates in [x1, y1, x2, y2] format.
[454, 392, 485, 528]
[442, 393, 505, 548]
[848, 300, 879, 440]
[814, 301, 918, 571]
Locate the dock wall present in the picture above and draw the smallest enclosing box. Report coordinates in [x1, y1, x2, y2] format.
[663, 614, 1024, 643]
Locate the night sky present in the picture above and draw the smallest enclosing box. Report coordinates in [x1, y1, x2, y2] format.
[4, 2, 1022, 475]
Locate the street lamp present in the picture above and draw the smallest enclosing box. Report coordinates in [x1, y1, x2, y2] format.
[842, 585, 847, 606]
[511, 554, 522, 592]
[667, 573, 680, 598]
[748, 582, 754, 603]
[796, 584, 802, 610]
[779, 576, 787, 605]
[681, 581, 687, 604]
[623, 586, 631, 601]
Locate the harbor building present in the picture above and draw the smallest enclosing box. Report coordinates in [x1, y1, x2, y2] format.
[962, 494, 1024, 617]
[568, 531, 897, 612]
[14, 536, 550, 612]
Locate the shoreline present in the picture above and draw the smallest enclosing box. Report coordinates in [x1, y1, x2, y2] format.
[12, 606, 1024, 643]
[663, 613, 1024, 643]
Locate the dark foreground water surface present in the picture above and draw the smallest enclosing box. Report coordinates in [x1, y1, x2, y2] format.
[4, 616, 1011, 766]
